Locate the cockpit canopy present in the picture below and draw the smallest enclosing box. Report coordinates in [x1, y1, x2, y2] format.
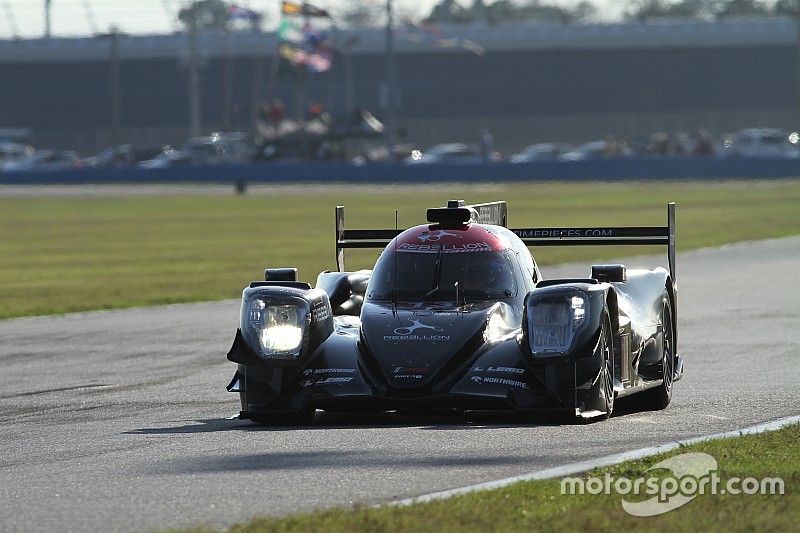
[366, 224, 519, 302]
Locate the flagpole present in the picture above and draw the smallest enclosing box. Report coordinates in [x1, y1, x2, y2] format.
[187, 2, 202, 139]
[385, 0, 397, 161]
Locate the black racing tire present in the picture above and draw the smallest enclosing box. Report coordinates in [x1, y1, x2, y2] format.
[599, 311, 615, 419]
[641, 292, 675, 410]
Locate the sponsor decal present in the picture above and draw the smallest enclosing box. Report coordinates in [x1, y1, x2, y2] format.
[397, 242, 492, 254]
[300, 372, 355, 387]
[470, 375, 529, 389]
[393, 366, 430, 373]
[303, 368, 357, 375]
[385, 319, 449, 342]
[393, 319, 444, 336]
[514, 228, 614, 238]
[472, 366, 525, 375]
[383, 335, 450, 341]
[316, 377, 353, 385]
[311, 302, 331, 322]
[417, 230, 463, 242]
[392, 366, 430, 380]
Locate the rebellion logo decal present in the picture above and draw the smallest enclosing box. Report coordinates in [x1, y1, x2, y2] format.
[393, 319, 444, 336]
[384, 319, 450, 341]
[397, 242, 492, 254]
[417, 230, 463, 242]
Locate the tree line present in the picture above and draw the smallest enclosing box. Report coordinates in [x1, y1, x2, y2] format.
[176, 0, 800, 32]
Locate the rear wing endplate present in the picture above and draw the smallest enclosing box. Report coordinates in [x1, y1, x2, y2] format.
[335, 202, 675, 282]
[335, 207, 400, 272]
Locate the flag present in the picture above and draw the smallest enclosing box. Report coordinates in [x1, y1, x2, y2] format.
[279, 42, 308, 64]
[278, 39, 332, 73]
[278, 2, 333, 73]
[302, 4, 330, 18]
[460, 38, 485, 57]
[307, 40, 332, 72]
[227, 5, 262, 22]
[281, 1, 330, 18]
[418, 21, 443, 38]
[281, 1, 302, 15]
[278, 18, 304, 43]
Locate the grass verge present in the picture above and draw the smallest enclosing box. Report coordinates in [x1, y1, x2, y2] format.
[182, 422, 798, 533]
[1, 179, 798, 319]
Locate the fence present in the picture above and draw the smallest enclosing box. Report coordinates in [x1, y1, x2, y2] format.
[2, 156, 800, 185]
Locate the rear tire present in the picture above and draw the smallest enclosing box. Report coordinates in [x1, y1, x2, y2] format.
[641, 293, 675, 410]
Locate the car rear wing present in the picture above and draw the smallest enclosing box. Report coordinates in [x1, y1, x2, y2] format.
[335, 201, 675, 282]
[509, 202, 676, 282]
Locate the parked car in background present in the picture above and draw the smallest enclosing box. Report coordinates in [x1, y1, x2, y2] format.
[84, 144, 165, 168]
[183, 131, 251, 164]
[0, 142, 34, 171]
[510, 143, 573, 163]
[720, 128, 799, 158]
[559, 139, 634, 161]
[139, 132, 251, 169]
[3, 149, 82, 171]
[405, 143, 500, 164]
[137, 146, 193, 169]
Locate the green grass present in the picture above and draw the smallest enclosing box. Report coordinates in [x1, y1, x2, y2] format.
[181, 422, 799, 533]
[1, 179, 799, 319]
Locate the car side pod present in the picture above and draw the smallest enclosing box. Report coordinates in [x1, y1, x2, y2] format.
[315, 270, 371, 316]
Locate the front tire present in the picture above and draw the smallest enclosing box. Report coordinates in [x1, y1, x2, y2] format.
[599, 312, 615, 419]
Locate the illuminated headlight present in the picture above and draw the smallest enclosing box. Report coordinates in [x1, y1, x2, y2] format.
[245, 299, 308, 359]
[528, 294, 587, 354]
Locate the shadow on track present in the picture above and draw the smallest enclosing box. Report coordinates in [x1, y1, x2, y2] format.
[127, 404, 650, 435]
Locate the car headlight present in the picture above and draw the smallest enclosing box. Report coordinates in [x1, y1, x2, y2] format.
[245, 298, 308, 359]
[528, 294, 587, 354]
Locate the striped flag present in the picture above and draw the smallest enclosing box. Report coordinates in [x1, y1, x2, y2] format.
[281, 2, 330, 18]
[281, 1, 302, 16]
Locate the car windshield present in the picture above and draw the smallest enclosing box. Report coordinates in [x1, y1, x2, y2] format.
[366, 247, 518, 302]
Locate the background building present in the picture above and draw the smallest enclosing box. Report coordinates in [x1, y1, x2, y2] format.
[0, 16, 797, 156]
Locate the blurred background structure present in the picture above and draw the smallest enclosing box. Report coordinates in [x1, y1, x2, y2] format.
[2, 1, 800, 158]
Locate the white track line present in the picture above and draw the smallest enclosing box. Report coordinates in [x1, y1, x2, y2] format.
[386, 414, 800, 507]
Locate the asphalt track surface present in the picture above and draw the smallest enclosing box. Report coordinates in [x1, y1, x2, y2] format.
[1, 237, 798, 533]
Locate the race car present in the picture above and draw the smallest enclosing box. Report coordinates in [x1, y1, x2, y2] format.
[226, 200, 682, 423]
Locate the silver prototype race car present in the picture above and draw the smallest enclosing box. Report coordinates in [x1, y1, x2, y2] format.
[227, 200, 683, 424]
